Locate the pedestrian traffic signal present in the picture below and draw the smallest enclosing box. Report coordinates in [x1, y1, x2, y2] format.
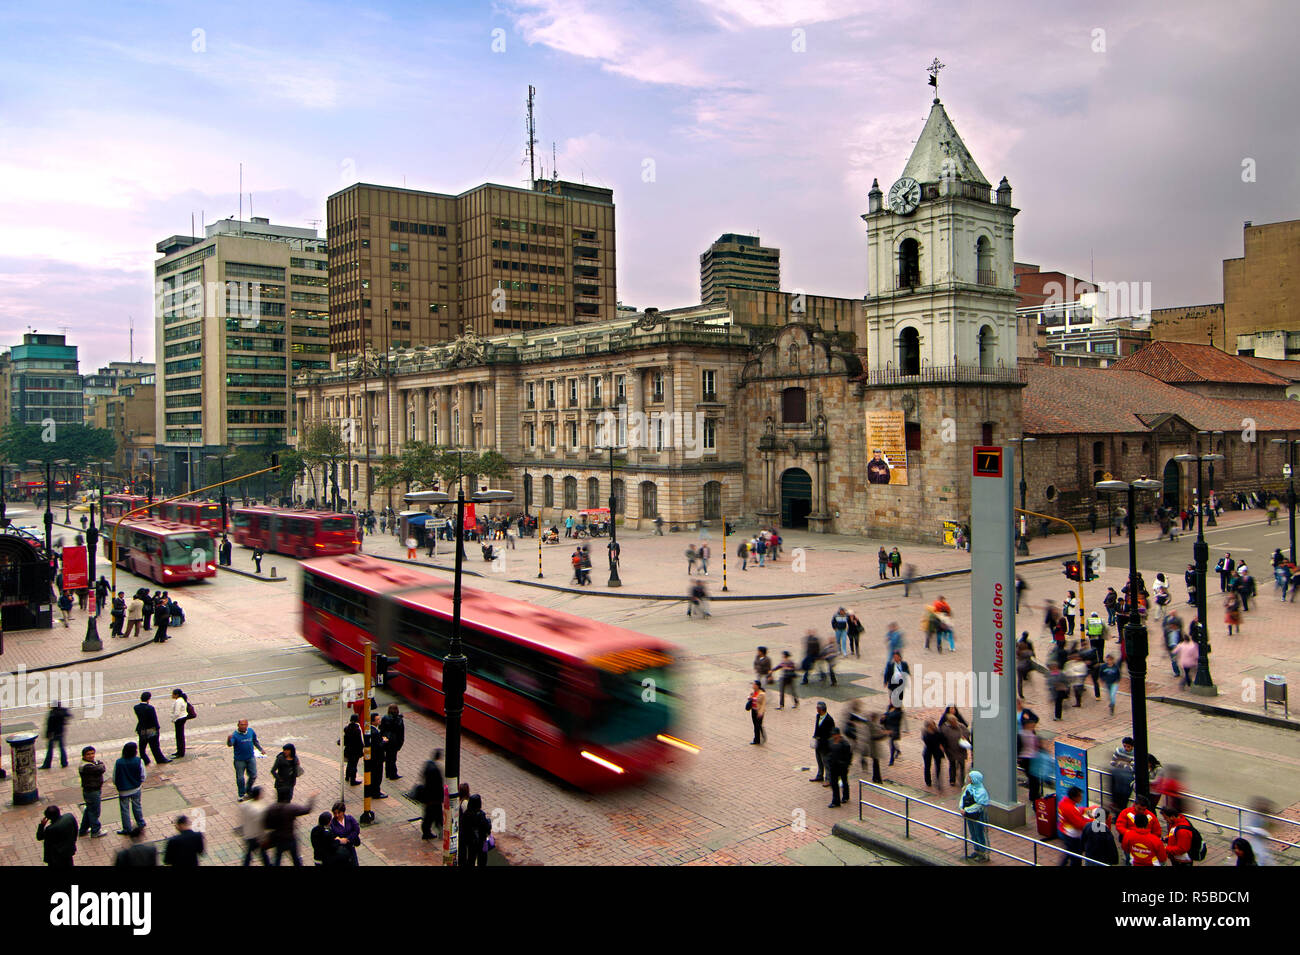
[375, 653, 401, 685]
[1083, 554, 1099, 581]
[1063, 559, 1081, 581]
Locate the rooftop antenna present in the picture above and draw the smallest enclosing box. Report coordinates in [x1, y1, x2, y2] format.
[525, 85, 538, 187]
[129, 315, 134, 363]
[1090, 248, 1095, 284]
[238, 163, 243, 233]
[552, 142, 558, 183]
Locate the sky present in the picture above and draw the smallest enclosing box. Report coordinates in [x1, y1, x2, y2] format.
[1, 0, 1297, 369]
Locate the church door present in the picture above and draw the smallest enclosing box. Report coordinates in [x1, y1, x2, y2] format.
[780, 468, 813, 529]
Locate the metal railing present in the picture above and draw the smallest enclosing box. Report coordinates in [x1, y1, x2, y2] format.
[864, 363, 1027, 386]
[1086, 766, 1299, 852]
[857, 779, 1101, 865]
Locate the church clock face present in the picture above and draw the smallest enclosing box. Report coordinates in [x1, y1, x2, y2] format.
[888, 177, 921, 215]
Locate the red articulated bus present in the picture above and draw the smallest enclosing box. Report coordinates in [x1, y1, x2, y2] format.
[231, 506, 359, 558]
[300, 554, 682, 789]
[101, 494, 152, 518]
[104, 518, 217, 585]
[156, 500, 224, 533]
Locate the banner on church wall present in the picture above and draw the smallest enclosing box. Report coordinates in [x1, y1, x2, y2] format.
[864, 410, 909, 486]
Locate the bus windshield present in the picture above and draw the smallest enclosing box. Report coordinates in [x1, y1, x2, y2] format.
[583, 666, 674, 745]
[320, 517, 354, 532]
[162, 534, 214, 565]
[197, 504, 220, 518]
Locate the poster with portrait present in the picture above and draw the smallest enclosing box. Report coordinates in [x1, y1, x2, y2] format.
[864, 410, 909, 486]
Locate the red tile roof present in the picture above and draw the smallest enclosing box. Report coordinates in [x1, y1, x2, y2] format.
[1112, 341, 1288, 385]
[1023, 364, 1300, 435]
[1239, 356, 1300, 382]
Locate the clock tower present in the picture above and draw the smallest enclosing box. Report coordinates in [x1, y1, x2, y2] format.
[862, 93, 1019, 373]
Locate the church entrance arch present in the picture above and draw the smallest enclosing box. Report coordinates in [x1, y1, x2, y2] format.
[1162, 458, 1181, 511]
[780, 468, 813, 529]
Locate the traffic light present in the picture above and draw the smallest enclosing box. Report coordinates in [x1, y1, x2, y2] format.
[375, 653, 401, 686]
[1063, 559, 1081, 581]
[1083, 554, 1099, 581]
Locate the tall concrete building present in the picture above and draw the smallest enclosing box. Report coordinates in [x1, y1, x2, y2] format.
[327, 179, 616, 355]
[699, 233, 780, 303]
[83, 361, 154, 425]
[7, 333, 83, 426]
[154, 217, 330, 490]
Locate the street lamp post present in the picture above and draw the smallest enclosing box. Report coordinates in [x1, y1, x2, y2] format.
[1175, 451, 1224, 695]
[206, 453, 236, 533]
[1198, 430, 1223, 526]
[1095, 476, 1162, 804]
[407, 486, 513, 865]
[605, 444, 623, 587]
[1011, 436, 1036, 555]
[1270, 438, 1298, 563]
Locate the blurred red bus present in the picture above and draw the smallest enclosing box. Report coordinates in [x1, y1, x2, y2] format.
[100, 494, 152, 518]
[231, 506, 358, 558]
[300, 554, 680, 789]
[157, 500, 224, 533]
[104, 518, 217, 584]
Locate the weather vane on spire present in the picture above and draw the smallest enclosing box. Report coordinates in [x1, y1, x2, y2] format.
[927, 58, 945, 102]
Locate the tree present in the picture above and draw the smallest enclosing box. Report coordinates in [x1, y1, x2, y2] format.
[1, 421, 116, 468]
[300, 422, 346, 508]
[276, 449, 305, 499]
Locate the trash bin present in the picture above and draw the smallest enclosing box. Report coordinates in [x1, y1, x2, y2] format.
[1034, 795, 1057, 839]
[1264, 674, 1288, 717]
[6, 732, 40, 805]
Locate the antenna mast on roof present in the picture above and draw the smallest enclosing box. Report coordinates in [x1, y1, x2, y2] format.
[238, 163, 243, 234]
[129, 315, 134, 364]
[525, 85, 538, 187]
[552, 142, 558, 183]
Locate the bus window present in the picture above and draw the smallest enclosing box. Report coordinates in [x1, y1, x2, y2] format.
[232, 512, 252, 530]
[584, 663, 675, 745]
[320, 517, 354, 532]
[163, 534, 213, 565]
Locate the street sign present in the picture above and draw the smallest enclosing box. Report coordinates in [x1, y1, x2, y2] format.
[62, 545, 88, 590]
[308, 674, 363, 707]
[1102, 471, 1113, 481]
[1285, 464, 1292, 478]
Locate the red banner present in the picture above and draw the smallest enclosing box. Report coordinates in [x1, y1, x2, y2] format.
[62, 545, 89, 591]
[464, 503, 477, 529]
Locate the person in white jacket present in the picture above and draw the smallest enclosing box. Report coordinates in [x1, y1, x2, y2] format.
[239, 786, 270, 866]
[170, 689, 191, 758]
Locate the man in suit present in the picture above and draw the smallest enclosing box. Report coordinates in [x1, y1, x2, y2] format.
[884, 652, 911, 705]
[364, 712, 388, 799]
[379, 703, 405, 780]
[163, 815, 206, 866]
[114, 826, 158, 866]
[342, 714, 364, 785]
[810, 702, 836, 785]
[37, 805, 79, 867]
[133, 692, 170, 766]
[827, 730, 853, 808]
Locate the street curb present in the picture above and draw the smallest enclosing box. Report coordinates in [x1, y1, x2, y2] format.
[509, 579, 832, 601]
[3, 634, 160, 675]
[831, 819, 943, 866]
[1149, 695, 1297, 730]
[219, 565, 288, 582]
[868, 549, 1079, 589]
[368, 552, 487, 578]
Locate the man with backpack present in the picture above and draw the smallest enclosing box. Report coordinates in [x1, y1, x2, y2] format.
[1161, 806, 1205, 866]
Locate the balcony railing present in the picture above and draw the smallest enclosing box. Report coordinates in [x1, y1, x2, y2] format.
[897, 272, 921, 290]
[977, 269, 997, 286]
[702, 392, 719, 403]
[864, 363, 1027, 386]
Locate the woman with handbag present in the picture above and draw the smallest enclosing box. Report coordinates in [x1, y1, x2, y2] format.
[747, 680, 767, 744]
[458, 794, 491, 867]
[272, 743, 304, 803]
[960, 770, 991, 861]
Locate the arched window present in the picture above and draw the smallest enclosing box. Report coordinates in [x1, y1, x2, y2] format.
[977, 325, 994, 369]
[703, 481, 722, 520]
[563, 476, 577, 510]
[587, 477, 601, 509]
[640, 481, 658, 519]
[782, 387, 807, 424]
[976, 236, 994, 285]
[543, 475, 554, 508]
[1093, 441, 1104, 465]
[523, 473, 533, 510]
[899, 327, 920, 375]
[611, 479, 624, 515]
[898, 238, 921, 289]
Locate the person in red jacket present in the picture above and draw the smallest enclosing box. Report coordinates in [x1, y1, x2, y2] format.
[1057, 786, 1090, 866]
[1115, 796, 1163, 843]
[1121, 811, 1168, 867]
[1162, 807, 1196, 866]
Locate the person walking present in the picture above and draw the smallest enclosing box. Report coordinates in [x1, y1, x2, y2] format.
[1015, 632, 1038, 699]
[57, 589, 74, 627]
[94, 576, 109, 618]
[686, 578, 710, 618]
[826, 730, 852, 808]
[114, 826, 158, 866]
[459, 794, 492, 867]
[239, 786, 271, 866]
[902, 563, 920, 598]
[810, 701, 836, 784]
[41, 701, 71, 769]
[738, 537, 750, 570]
[77, 746, 107, 838]
[845, 610, 863, 658]
[885, 621, 905, 667]
[884, 650, 909, 703]
[1057, 786, 1089, 865]
[1099, 654, 1122, 715]
[819, 637, 839, 686]
[380, 704, 406, 780]
[133, 692, 169, 766]
[419, 749, 445, 841]
[252, 546, 264, 574]
[1065, 653, 1089, 708]
[921, 719, 946, 791]
[1082, 807, 1120, 866]
[1175, 635, 1199, 689]
[698, 542, 710, 575]
[881, 702, 904, 766]
[271, 743, 304, 803]
[800, 632, 819, 685]
[164, 815, 206, 866]
[753, 646, 773, 685]
[772, 651, 799, 709]
[169, 689, 191, 758]
[1223, 592, 1241, 635]
[877, 547, 888, 581]
[264, 791, 316, 867]
[37, 805, 79, 867]
[941, 713, 969, 786]
[1236, 569, 1256, 612]
[227, 718, 266, 801]
[960, 770, 991, 861]
[1015, 574, 1027, 613]
[110, 590, 126, 636]
[342, 713, 364, 785]
[113, 741, 146, 835]
[124, 591, 144, 639]
[747, 680, 767, 744]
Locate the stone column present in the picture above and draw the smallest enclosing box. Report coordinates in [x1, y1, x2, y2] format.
[438, 387, 451, 447]
[413, 388, 427, 443]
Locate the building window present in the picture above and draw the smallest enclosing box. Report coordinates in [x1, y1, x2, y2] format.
[587, 477, 600, 509]
[702, 369, 716, 400]
[898, 238, 921, 289]
[527, 382, 535, 408]
[546, 422, 555, 448]
[569, 421, 579, 448]
[592, 377, 602, 405]
[525, 423, 535, 447]
[906, 421, 922, 451]
[547, 380, 556, 407]
[1093, 441, 1104, 465]
[640, 481, 658, 518]
[703, 418, 716, 450]
[616, 375, 626, 402]
[612, 479, 624, 514]
[975, 236, 994, 285]
[543, 475, 554, 507]
[982, 422, 994, 445]
[523, 473, 533, 509]
[652, 372, 664, 401]
[782, 387, 807, 424]
[899, 327, 920, 375]
[563, 476, 578, 510]
[703, 481, 722, 520]
[1045, 485, 1058, 502]
[654, 418, 665, 452]
[568, 379, 578, 406]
